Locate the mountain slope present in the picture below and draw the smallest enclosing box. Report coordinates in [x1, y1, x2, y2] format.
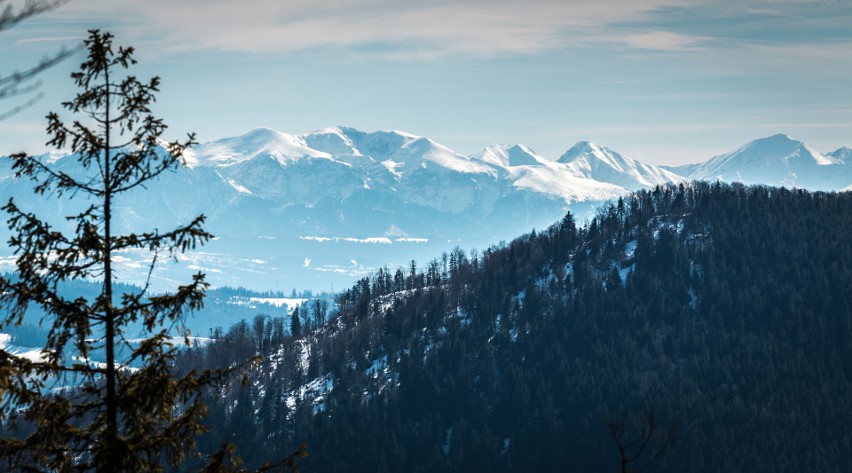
[469, 143, 629, 202]
[828, 147, 851, 162]
[181, 183, 852, 473]
[558, 140, 685, 190]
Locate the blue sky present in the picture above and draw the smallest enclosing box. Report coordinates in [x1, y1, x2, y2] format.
[1, 0, 850, 165]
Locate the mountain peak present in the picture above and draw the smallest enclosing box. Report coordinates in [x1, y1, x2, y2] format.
[763, 132, 794, 141]
[744, 133, 802, 152]
[558, 141, 617, 164]
[241, 126, 289, 143]
[301, 126, 364, 158]
[473, 143, 545, 168]
[679, 134, 848, 189]
[307, 125, 369, 140]
[725, 133, 841, 167]
[557, 141, 684, 190]
[191, 127, 331, 167]
[828, 147, 851, 162]
[382, 129, 420, 139]
[225, 127, 309, 154]
[557, 141, 608, 163]
[309, 125, 348, 136]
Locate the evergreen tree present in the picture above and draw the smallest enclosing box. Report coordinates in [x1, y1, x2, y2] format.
[0, 30, 306, 471]
[291, 307, 302, 339]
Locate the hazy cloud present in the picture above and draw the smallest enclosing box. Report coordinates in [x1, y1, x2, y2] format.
[46, 0, 701, 56]
[620, 31, 708, 52]
[19, 0, 846, 60]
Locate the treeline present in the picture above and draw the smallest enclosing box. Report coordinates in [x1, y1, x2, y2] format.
[0, 281, 333, 348]
[178, 182, 852, 472]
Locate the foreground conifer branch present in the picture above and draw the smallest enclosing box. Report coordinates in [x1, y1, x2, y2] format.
[0, 29, 305, 472]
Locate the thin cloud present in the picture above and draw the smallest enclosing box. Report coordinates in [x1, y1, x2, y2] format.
[620, 31, 708, 52]
[13, 35, 81, 45]
[47, 0, 700, 56]
[14, 0, 851, 61]
[745, 41, 852, 60]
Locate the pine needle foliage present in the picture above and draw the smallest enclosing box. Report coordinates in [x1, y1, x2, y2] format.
[0, 29, 306, 472]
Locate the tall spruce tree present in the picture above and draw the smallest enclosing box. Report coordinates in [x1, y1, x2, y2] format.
[0, 30, 306, 471]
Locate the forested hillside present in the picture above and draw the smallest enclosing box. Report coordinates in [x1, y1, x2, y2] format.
[179, 183, 852, 472]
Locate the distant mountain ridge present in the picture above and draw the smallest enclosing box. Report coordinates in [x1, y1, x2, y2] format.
[185, 127, 851, 197]
[663, 133, 851, 191]
[183, 126, 640, 210]
[18, 128, 850, 215]
[1, 128, 849, 291]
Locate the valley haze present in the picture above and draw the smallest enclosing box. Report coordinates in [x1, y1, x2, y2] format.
[1, 126, 848, 293]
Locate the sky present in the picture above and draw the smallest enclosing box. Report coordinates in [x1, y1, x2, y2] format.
[0, 0, 850, 165]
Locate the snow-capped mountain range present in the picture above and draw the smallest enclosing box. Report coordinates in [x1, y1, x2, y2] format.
[0, 128, 848, 291]
[183, 126, 633, 214]
[182, 127, 849, 205]
[664, 133, 851, 191]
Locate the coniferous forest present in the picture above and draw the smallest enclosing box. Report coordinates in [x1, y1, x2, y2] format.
[3, 3, 850, 471]
[172, 182, 852, 472]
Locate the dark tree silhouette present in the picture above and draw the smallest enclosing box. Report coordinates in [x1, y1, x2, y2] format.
[608, 408, 678, 473]
[0, 29, 306, 471]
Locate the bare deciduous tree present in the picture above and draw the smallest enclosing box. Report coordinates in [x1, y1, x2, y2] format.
[0, 0, 74, 120]
[608, 407, 678, 473]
